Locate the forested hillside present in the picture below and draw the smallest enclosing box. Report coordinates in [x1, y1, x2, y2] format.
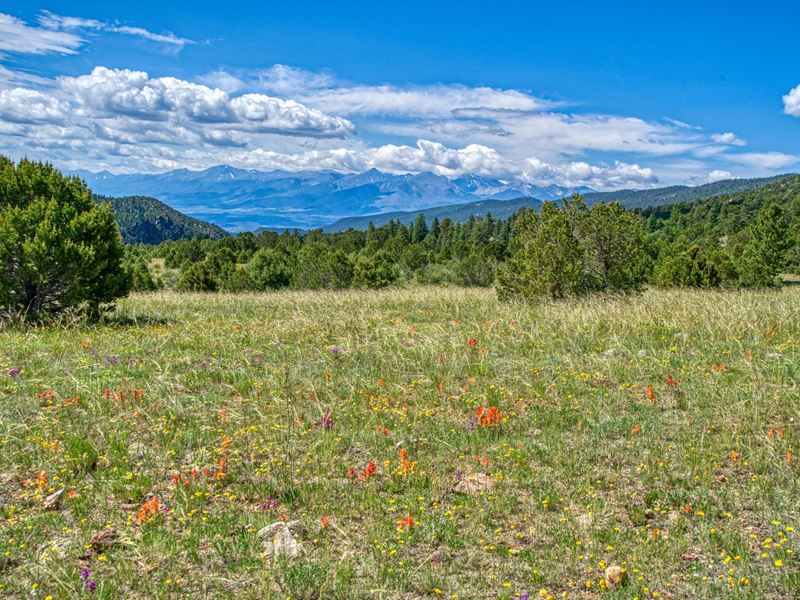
[100, 195, 228, 244]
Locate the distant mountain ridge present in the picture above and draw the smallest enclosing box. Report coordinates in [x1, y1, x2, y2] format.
[582, 175, 792, 208]
[74, 165, 593, 232]
[324, 197, 544, 232]
[324, 174, 796, 231]
[99, 195, 228, 244]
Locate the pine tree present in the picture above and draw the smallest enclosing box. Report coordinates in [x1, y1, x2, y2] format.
[738, 201, 792, 287]
[0, 157, 130, 318]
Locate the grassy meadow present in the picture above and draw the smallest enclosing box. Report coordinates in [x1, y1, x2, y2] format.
[1, 287, 799, 599]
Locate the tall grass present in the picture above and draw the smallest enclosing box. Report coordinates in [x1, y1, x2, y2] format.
[0, 287, 798, 598]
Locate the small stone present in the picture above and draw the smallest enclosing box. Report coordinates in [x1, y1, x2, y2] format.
[766, 353, 782, 361]
[682, 552, 700, 561]
[90, 529, 118, 552]
[43, 488, 64, 510]
[644, 508, 656, 520]
[604, 565, 627, 589]
[453, 473, 495, 494]
[259, 521, 300, 559]
[637, 349, 646, 357]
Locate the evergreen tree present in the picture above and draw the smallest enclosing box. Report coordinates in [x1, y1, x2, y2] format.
[0, 157, 130, 318]
[249, 248, 292, 290]
[737, 201, 792, 287]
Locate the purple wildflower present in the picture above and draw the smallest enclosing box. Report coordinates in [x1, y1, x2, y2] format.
[466, 416, 478, 431]
[103, 354, 119, 365]
[319, 409, 334, 430]
[86, 579, 97, 592]
[260, 496, 278, 511]
[8, 367, 20, 377]
[455, 469, 464, 480]
[328, 345, 346, 356]
[80, 566, 90, 580]
[519, 593, 530, 600]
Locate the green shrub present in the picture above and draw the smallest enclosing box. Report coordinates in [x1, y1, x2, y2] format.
[0, 157, 130, 318]
[249, 248, 292, 290]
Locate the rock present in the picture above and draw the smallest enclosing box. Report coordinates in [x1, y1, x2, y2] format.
[604, 565, 626, 589]
[667, 510, 680, 523]
[766, 353, 782, 361]
[637, 349, 647, 357]
[258, 520, 300, 559]
[90, 529, 118, 552]
[453, 473, 495, 494]
[43, 488, 64, 510]
[682, 552, 700, 561]
[644, 508, 656, 520]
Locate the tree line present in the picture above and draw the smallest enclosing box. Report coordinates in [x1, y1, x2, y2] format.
[1, 158, 798, 319]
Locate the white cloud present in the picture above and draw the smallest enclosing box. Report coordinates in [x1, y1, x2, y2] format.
[38, 11, 193, 47]
[708, 169, 733, 181]
[711, 132, 746, 146]
[52, 67, 355, 136]
[726, 151, 799, 170]
[0, 12, 83, 55]
[784, 84, 800, 117]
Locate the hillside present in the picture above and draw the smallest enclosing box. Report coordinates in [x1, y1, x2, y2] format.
[641, 174, 800, 245]
[99, 195, 228, 244]
[583, 174, 792, 209]
[323, 196, 543, 232]
[322, 175, 796, 232]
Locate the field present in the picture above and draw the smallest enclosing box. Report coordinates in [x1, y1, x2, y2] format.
[1, 287, 799, 599]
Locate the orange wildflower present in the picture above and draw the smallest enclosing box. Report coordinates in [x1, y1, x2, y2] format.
[136, 497, 160, 523]
[630, 424, 642, 435]
[476, 405, 501, 426]
[321, 516, 331, 528]
[665, 373, 679, 389]
[645, 386, 656, 402]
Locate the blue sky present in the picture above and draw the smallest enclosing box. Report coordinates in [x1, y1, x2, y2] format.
[0, 1, 799, 189]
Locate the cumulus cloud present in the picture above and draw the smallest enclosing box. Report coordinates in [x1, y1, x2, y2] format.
[711, 132, 746, 146]
[38, 11, 193, 47]
[0, 66, 355, 138]
[0, 12, 83, 55]
[784, 84, 800, 117]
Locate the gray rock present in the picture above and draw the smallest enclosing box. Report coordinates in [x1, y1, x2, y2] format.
[258, 520, 300, 558]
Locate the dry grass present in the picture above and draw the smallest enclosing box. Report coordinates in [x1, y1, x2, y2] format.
[0, 287, 798, 598]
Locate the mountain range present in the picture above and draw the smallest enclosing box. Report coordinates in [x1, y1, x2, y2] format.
[74, 166, 593, 232]
[323, 174, 794, 231]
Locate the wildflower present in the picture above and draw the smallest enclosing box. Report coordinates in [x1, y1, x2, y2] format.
[321, 516, 330, 527]
[328, 345, 346, 356]
[455, 469, 464, 480]
[319, 409, 334, 430]
[476, 406, 501, 426]
[359, 462, 377, 481]
[631, 424, 641, 435]
[730, 451, 740, 462]
[665, 373, 679, 388]
[80, 567, 90, 580]
[645, 386, 656, 402]
[8, 367, 20, 377]
[86, 580, 96, 592]
[261, 496, 278, 511]
[467, 338, 478, 348]
[136, 497, 160, 523]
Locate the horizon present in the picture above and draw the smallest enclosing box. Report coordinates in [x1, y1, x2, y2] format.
[0, 1, 798, 193]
